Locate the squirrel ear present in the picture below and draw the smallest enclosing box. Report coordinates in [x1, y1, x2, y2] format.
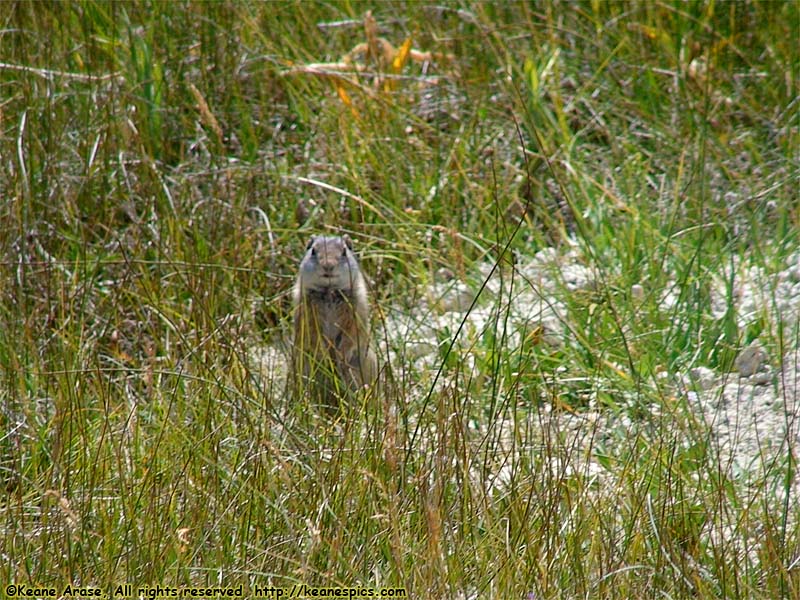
[343, 234, 353, 250]
[305, 236, 316, 250]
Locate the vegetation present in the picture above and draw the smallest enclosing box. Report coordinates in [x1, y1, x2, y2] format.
[1, 1, 797, 598]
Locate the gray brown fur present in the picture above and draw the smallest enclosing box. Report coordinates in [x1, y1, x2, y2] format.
[292, 235, 377, 403]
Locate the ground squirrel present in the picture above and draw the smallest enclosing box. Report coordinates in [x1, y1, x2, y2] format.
[292, 235, 378, 403]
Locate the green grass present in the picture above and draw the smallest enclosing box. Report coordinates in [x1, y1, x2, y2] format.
[1, 1, 798, 598]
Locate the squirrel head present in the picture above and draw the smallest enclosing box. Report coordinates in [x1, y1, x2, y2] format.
[298, 235, 361, 292]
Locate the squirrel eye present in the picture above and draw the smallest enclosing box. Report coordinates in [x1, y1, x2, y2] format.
[341, 246, 347, 257]
[310, 247, 317, 257]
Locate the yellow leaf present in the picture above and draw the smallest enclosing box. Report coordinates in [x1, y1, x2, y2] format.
[525, 325, 543, 345]
[629, 23, 659, 40]
[335, 81, 352, 106]
[393, 37, 413, 72]
[335, 82, 359, 118]
[627, 22, 671, 47]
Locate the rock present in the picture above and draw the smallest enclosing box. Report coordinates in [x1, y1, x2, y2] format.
[750, 371, 773, 386]
[689, 366, 717, 390]
[734, 341, 767, 377]
[433, 281, 474, 313]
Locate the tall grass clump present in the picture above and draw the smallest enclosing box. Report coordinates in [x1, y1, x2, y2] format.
[1, 1, 798, 598]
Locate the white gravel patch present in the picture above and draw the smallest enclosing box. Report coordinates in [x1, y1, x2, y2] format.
[711, 250, 800, 329]
[379, 243, 800, 498]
